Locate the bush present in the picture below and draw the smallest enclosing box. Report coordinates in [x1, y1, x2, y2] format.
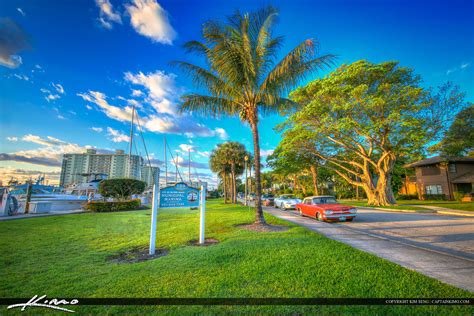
[85, 199, 141, 212]
[422, 194, 448, 201]
[98, 178, 146, 200]
[453, 191, 465, 201]
[397, 194, 418, 200]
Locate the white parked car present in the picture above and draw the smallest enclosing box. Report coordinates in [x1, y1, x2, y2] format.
[274, 194, 301, 210]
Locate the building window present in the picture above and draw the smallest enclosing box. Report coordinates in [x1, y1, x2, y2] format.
[449, 163, 456, 173]
[421, 165, 441, 176]
[425, 185, 443, 195]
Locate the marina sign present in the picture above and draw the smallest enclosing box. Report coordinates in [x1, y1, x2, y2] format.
[159, 182, 200, 208]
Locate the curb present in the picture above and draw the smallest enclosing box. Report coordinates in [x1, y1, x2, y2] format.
[357, 206, 473, 217]
[436, 210, 474, 217]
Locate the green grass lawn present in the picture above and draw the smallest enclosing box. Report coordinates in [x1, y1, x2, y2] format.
[0, 200, 472, 314]
[341, 200, 474, 212]
[339, 200, 428, 211]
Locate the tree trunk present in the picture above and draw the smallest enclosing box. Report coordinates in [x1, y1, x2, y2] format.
[310, 165, 319, 195]
[231, 163, 237, 204]
[360, 169, 396, 206]
[223, 172, 227, 204]
[250, 120, 266, 225]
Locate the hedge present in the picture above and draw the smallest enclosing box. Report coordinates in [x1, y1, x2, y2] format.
[422, 194, 448, 201]
[397, 194, 418, 200]
[85, 199, 141, 212]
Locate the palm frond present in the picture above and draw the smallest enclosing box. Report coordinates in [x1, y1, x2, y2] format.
[178, 94, 242, 118]
[258, 97, 301, 116]
[261, 42, 336, 97]
[170, 61, 235, 98]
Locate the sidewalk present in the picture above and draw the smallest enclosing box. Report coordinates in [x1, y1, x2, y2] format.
[403, 205, 474, 217]
[351, 205, 473, 217]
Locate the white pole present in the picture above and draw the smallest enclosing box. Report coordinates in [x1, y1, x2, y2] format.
[149, 169, 160, 255]
[199, 184, 207, 245]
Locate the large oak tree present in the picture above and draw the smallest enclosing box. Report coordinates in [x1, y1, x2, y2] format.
[283, 60, 465, 206]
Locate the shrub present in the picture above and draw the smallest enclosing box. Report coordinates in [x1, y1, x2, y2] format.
[397, 194, 418, 200]
[453, 191, 465, 201]
[422, 194, 447, 201]
[85, 199, 141, 212]
[98, 178, 146, 200]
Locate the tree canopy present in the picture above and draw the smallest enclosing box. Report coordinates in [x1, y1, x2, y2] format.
[280, 60, 465, 206]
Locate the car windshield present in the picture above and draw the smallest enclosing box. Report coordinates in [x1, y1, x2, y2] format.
[313, 197, 338, 204]
[281, 195, 296, 199]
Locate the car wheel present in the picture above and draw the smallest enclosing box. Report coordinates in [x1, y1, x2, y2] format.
[298, 208, 303, 216]
[316, 212, 323, 221]
[346, 218, 354, 222]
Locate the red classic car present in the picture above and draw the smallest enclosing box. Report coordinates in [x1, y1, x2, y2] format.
[296, 196, 357, 222]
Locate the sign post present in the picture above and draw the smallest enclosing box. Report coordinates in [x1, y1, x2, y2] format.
[149, 169, 160, 255]
[199, 184, 207, 245]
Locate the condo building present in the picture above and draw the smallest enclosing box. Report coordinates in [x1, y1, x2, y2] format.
[60, 149, 158, 187]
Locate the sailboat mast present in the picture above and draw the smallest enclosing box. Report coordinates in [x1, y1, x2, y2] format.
[164, 136, 168, 186]
[128, 104, 135, 178]
[175, 152, 179, 183]
[188, 149, 191, 184]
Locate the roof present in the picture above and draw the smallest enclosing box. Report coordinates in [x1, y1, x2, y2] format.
[404, 156, 474, 168]
[451, 172, 474, 184]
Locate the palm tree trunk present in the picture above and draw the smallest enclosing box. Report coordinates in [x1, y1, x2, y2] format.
[231, 163, 237, 203]
[250, 120, 266, 225]
[223, 172, 227, 204]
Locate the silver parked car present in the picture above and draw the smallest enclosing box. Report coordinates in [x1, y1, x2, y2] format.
[274, 194, 301, 210]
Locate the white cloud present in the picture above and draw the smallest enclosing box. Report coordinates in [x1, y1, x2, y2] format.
[52, 82, 65, 94]
[107, 127, 130, 143]
[78, 91, 133, 122]
[447, 61, 471, 75]
[17, 8, 26, 16]
[41, 84, 64, 101]
[132, 89, 144, 97]
[6, 137, 18, 142]
[197, 151, 210, 158]
[214, 128, 229, 140]
[91, 127, 103, 133]
[179, 144, 196, 152]
[124, 70, 177, 114]
[13, 74, 29, 81]
[260, 149, 274, 157]
[0, 19, 28, 69]
[85, 104, 93, 110]
[22, 134, 67, 146]
[46, 94, 60, 102]
[1, 136, 85, 167]
[0, 55, 22, 68]
[95, 0, 122, 29]
[125, 0, 176, 44]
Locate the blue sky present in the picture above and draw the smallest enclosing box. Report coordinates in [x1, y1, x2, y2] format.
[0, 0, 473, 186]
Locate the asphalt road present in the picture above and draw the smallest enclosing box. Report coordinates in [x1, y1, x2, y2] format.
[242, 200, 474, 292]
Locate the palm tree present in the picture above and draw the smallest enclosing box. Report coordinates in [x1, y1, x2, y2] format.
[174, 6, 334, 225]
[209, 147, 230, 203]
